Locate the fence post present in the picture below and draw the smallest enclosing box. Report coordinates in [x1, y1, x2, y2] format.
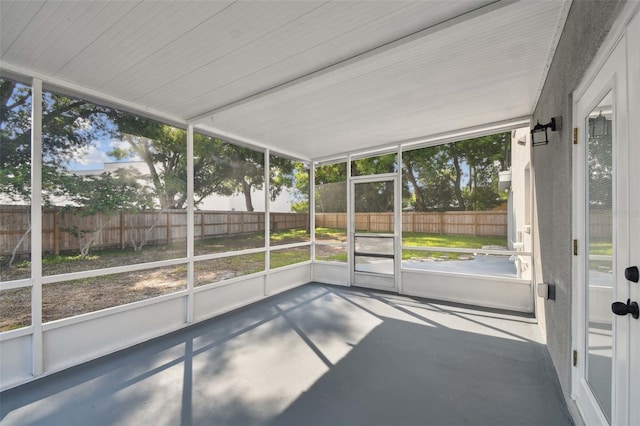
[226, 212, 231, 236]
[52, 209, 60, 256]
[200, 212, 205, 240]
[166, 211, 172, 243]
[473, 212, 478, 236]
[119, 211, 125, 250]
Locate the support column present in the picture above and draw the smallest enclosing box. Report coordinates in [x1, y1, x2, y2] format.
[31, 78, 43, 376]
[264, 149, 270, 296]
[186, 124, 194, 324]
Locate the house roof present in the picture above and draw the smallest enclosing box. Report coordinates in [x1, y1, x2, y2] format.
[0, 0, 570, 160]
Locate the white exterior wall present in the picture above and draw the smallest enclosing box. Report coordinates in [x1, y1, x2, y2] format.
[508, 128, 533, 281]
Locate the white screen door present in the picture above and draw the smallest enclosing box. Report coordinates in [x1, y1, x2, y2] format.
[350, 176, 398, 291]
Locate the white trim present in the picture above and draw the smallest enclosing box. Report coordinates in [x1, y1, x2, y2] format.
[310, 163, 316, 267]
[270, 241, 312, 251]
[41, 290, 188, 332]
[313, 260, 348, 266]
[347, 146, 400, 162]
[40, 257, 189, 284]
[349, 172, 398, 184]
[0, 326, 33, 342]
[396, 145, 403, 294]
[270, 260, 312, 273]
[400, 265, 531, 285]
[394, 116, 532, 152]
[31, 77, 43, 376]
[193, 247, 266, 262]
[186, 124, 195, 324]
[312, 116, 531, 164]
[347, 153, 353, 286]
[315, 241, 348, 248]
[264, 149, 271, 296]
[0, 278, 32, 291]
[193, 270, 267, 293]
[402, 245, 532, 257]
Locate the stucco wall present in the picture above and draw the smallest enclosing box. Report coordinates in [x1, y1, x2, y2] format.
[531, 0, 627, 416]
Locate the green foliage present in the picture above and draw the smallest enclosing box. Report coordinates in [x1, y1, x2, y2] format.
[351, 153, 397, 176]
[403, 133, 509, 211]
[314, 163, 347, 213]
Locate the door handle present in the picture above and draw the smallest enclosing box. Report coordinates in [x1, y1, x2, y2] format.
[625, 266, 639, 283]
[611, 299, 639, 319]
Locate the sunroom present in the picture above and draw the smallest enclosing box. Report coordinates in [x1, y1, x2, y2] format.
[1, 1, 639, 425]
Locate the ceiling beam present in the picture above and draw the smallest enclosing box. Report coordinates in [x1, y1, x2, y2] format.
[311, 115, 531, 164]
[188, 0, 518, 124]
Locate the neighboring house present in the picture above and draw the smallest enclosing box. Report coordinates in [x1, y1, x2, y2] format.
[73, 160, 293, 213]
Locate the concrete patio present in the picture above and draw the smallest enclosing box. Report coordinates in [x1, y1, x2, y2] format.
[0, 283, 572, 426]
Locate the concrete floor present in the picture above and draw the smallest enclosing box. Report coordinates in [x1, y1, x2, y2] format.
[0, 283, 573, 426]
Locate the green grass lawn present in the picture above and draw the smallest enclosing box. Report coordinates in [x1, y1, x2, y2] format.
[402, 232, 507, 261]
[3, 227, 507, 279]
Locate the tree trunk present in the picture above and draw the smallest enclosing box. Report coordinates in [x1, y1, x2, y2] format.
[452, 157, 466, 210]
[242, 179, 254, 212]
[9, 224, 31, 267]
[80, 217, 114, 259]
[403, 161, 427, 211]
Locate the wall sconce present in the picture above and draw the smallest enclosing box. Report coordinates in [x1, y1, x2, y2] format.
[530, 116, 561, 146]
[589, 112, 608, 139]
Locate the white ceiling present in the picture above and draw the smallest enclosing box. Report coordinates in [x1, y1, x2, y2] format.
[0, 0, 570, 160]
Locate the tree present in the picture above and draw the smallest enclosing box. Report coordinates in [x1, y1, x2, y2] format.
[59, 170, 150, 259]
[403, 133, 509, 212]
[1, 79, 116, 266]
[111, 113, 296, 212]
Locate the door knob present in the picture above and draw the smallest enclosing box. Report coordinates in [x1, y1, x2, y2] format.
[625, 266, 639, 283]
[611, 299, 639, 319]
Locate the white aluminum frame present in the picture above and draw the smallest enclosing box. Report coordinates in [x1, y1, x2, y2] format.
[350, 172, 399, 291]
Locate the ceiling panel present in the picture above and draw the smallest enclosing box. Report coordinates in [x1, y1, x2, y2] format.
[0, 0, 569, 160]
[200, 1, 565, 159]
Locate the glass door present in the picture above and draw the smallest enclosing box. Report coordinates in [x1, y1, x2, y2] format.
[351, 177, 398, 291]
[574, 29, 636, 425]
[584, 90, 614, 423]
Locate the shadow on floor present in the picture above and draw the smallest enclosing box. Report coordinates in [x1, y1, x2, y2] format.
[0, 284, 572, 426]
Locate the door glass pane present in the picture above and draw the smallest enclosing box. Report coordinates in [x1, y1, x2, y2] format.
[354, 181, 394, 231]
[354, 181, 394, 275]
[355, 236, 394, 255]
[586, 91, 613, 422]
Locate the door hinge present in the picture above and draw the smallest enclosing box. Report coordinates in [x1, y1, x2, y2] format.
[573, 128, 578, 145]
[573, 350, 578, 367]
[573, 239, 578, 256]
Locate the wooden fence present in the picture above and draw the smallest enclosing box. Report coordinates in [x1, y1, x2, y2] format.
[315, 211, 508, 237]
[0, 206, 309, 257]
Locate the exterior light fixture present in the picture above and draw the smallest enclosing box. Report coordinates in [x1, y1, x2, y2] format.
[530, 116, 561, 146]
[589, 112, 608, 138]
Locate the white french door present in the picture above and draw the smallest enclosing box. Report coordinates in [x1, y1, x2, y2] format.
[573, 10, 639, 425]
